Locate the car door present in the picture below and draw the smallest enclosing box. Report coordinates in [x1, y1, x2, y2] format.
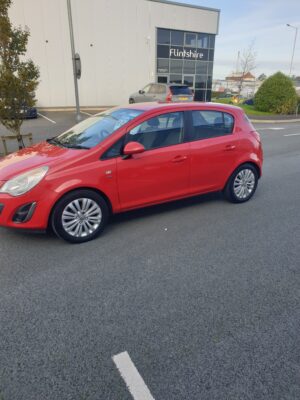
[116, 111, 190, 210]
[136, 84, 153, 102]
[186, 109, 240, 193]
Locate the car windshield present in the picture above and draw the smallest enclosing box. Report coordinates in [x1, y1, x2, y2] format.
[51, 108, 143, 149]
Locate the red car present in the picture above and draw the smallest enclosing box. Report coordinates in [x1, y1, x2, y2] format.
[0, 103, 263, 243]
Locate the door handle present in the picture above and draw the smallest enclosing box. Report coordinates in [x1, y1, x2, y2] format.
[224, 144, 236, 151]
[172, 155, 188, 163]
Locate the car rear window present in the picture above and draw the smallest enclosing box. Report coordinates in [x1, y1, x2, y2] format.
[170, 86, 192, 95]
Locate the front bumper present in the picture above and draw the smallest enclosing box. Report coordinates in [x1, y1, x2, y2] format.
[0, 190, 56, 230]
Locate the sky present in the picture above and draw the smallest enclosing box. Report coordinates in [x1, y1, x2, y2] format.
[179, 0, 300, 79]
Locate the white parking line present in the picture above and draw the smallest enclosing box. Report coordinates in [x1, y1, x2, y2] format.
[80, 111, 93, 116]
[112, 351, 155, 400]
[37, 112, 56, 124]
[284, 133, 300, 137]
[258, 127, 285, 130]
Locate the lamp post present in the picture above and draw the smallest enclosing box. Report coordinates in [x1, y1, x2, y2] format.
[67, 0, 81, 122]
[286, 24, 298, 77]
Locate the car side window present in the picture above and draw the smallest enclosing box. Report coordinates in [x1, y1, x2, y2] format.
[127, 112, 184, 151]
[157, 85, 166, 94]
[143, 84, 151, 94]
[189, 110, 234, 141]
[149, 84, 159, 94]
[101, 137, 125, 160]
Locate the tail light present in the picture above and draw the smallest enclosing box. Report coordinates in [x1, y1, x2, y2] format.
[166, 89, 173, 102]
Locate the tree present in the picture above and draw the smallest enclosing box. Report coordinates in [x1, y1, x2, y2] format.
[0, 0, 39, 148]
[254, 72, 298, 114]
[237, 42, 257, 96]
[258, 73, 267, 81]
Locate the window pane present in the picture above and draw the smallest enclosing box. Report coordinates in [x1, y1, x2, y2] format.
[194, 90, 206, 101]
[183, 60, 195, 74]
[157, 58, 169, 73]
[183, 76, 194, 87]
[170, 59, 183, 74]
[196, 61, 208, 75]
[171, 30, 184, 46]
[207, 61, 213, 75]
[209, 50, 215, 61]
[158, 75, 168, 83]
[157, 28, 170, 45]
[185, 33, 197, 47]
[197, 33, 209, 49]
[209, 35, 215, 49]
[195, 75, 207, 89]
[170, 75, 182, 84]
[189, 110, 234, 141]
[128, 112, 184, 150]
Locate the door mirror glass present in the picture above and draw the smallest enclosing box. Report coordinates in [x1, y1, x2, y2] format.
[123, 141, 145, 156]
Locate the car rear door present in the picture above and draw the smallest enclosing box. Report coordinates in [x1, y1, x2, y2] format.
[185, 109, 240, 193]
[116, 111, 190, 210]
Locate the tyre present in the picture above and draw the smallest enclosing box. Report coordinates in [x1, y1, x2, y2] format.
[51, 189, 109, 243]
[129, 98, 135, 104]
[224, 163, 259, 203]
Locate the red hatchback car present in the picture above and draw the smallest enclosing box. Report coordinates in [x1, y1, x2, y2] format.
[0, 103, 263, 243]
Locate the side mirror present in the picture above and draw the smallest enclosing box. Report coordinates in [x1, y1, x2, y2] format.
[139, 89, 145, 94]
[123, 142, 145, 158]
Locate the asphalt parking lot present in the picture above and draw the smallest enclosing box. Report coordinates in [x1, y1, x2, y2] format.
[0, 111, 300, 399]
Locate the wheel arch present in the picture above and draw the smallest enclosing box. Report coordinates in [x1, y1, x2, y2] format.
[47, 186, 113, 229]
[224, 161, 261, 190]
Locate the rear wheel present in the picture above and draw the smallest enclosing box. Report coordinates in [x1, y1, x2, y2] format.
[51, 189, 109, 243]
[224, 164, 258, 203]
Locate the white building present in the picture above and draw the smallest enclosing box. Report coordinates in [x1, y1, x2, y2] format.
[9, 0, 220, 107]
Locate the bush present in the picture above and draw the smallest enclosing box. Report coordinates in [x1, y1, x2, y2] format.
[254, 72, 298, 114]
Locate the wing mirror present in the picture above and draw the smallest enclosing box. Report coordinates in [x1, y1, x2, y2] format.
[123, 142, 145, 158]
[139, 89, 145, 94]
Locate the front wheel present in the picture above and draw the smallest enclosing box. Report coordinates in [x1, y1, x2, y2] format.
[129, 98, 135, 104]
[51, 189, 109, 243]
[224, 164, 259, 203]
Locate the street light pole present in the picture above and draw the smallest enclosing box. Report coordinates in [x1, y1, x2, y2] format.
[67, 0, 81, 122]
[287, 24, 298, 77]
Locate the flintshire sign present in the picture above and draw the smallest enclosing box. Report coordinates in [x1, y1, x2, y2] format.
[157, 45, 209, 61]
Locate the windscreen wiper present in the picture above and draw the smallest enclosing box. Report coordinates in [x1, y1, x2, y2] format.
[62, 143, 90, 150]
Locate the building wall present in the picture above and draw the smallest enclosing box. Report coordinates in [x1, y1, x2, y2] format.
[9, 0, 219, 107]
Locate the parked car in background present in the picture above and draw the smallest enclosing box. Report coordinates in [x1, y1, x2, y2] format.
[243, 98, 254, 106]
[129, 83, 194, 104]
[20, 105, 38, 119]
[0, 103, 263, 244]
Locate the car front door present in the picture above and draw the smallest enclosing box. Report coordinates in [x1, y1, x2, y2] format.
[136, 84, 155, 102]
[116, 112, 190, 210]
[186, 109, 240, 193]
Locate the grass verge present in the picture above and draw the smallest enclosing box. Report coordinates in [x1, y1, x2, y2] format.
[212, 98, 273, 116]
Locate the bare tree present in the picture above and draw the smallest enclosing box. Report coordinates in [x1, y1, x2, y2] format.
[237, 42, 257, 96]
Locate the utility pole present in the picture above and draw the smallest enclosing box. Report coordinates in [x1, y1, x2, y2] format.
[287, 24, 298, 77]
[67, 0, 81, 121]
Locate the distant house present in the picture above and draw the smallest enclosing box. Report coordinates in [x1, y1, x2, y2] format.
[225, 72, 256, 82]
[212, 71, 260, 98]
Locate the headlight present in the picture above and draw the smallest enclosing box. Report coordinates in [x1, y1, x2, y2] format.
[0, 166, 49, 196]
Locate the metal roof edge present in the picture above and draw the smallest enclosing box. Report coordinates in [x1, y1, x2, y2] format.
[147, 0, 220, 15]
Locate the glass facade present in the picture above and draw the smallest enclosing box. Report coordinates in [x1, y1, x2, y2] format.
[156, 28, 216, 101]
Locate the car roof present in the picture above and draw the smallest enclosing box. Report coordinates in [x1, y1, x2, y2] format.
[121, 102, 243, 114]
